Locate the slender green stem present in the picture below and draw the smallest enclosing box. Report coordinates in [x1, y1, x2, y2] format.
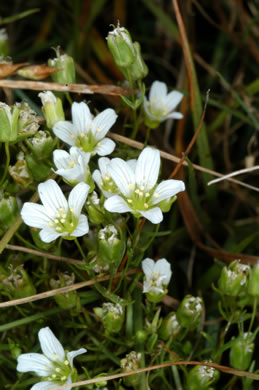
[0, 142, 10, 187]
[144, 127, 151, 147]
[248, 297, 257, 333]
[75, 237, 87, 260]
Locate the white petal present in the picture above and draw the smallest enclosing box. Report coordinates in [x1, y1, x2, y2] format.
[141, 258, 155, 279]
[104, 195, 133, 213]
[70, 147, 91, 165]
[38, 327, 65, 362]
[149, 81, 167, 102]
[154, 259, 172, 285]
[53, 149, 71, 169]
[53, 121, 76, 146]
[67, 348, 87, 367]
[38, 180, 68, 216]
[98, 157, 111, 175]
[152, 180, 185, 204]
[39, 228, 63, 243]
[95, 138, 116, 156]
[166, 112, 184, 120]
[68, 182, 89, 216]
[31, 382, 58, 390]
[109, 158, 135, 197]
[92, 169, 102, 188]
[72, 214, 89, 237]
[21, 203, 50, 229]
[17, 353, 52, 376]
[126, 159, 137, 173]
[136, 147, 160, 189]
[140, 207, 163, 224]
[92, 108, 117, 140]
[72, 102, 92, 134]
[165, 90, 183, 112]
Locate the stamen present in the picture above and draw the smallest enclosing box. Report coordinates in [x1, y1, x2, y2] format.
[58, 208, 64, 214]
[55, 367, 61, 372]
[70, 208, 75, 213]
[145, 192, 150, 197]
[54, 219, 59, 223]
[71, 134, 75, 139]
[80, 132, 84, 137]
[96, 127, 101, 132]
[70, 222, 74, 227]
[154, 192, 159, 198]
[139, 191, 143, 196]
[49, 221, 54, 227]
[135, 189, 140, 194]
[61, 375, 67, 380]
[144, 203, 149, 208]
[128, 183, 133, 190]
[68, 161, 75, 168]
[52, 374, 57, 378]
[127, 199, 133, 203]
[56, 227, 62, 232]
[140, 186, 144, 191]
[53, 354, 58, 360]
[60, 218, 65, 223]
[64, 360, 69, 366]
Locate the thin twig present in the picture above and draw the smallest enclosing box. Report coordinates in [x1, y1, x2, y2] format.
[0, 79, 135, 96]
[208, 165, 259, 186]
[108, 133, 259, 192]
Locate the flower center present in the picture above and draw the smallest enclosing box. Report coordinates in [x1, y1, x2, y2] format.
[49, 207, 78, 237]
[46, 358, 71, 384]
[125, 184, 158, 211]
[101, 173, 118, 194]
[149, 99, 168, 118]
[74, 125, 98, 153]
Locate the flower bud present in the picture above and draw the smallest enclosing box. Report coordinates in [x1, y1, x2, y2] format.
[107, 25, 135, 69]
[120, 351, 141, 388]
[128, 42, 148, 81]
[0, 28, 8, 57]
[8, 338, 22, 360]
[0, 191, 19, 234]
[98, 225, 125, 267]
[38, 91, 65, 129]
[1, 265, 36, 299]
[15, 102, 40, 141]
[86, 192, 106, 225]
[186, 365, 219, 390]
[230, 332, 254, 370]
[248, 263, 259, 297]
[176, 295, 203, 329]
[94, 302, 124, 334]
[26, 130, 55, 160]
[218, 260, 250, 297]
[25, 154, 51, 182]
[142, 258, 172, 303]
[159, 312, 181, 341]
[50, 272, 80, 312]
[8, 152, 32, 187]
[0, 102, 19, 142]
[48, 49, 76, 84]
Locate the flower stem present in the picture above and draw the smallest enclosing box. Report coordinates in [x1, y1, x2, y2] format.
[143, 127, 151, 147]
[75, 237, 87, 260]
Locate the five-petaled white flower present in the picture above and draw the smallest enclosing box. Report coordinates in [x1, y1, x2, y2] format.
[17, 327, 86, 390]
[144, 80, 184, 128]
[21, 179, 89, 243]
[104, 147, 185, 224]
[53, 146, 92, 186]
[53, 102, 117, 156]
[142, 258, 172, 302]
[93, 157, 137, 198]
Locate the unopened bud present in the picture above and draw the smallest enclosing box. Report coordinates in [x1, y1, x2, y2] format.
[128, 42, 148, 81]
[38, 91, 65, 129]
[86, 192, 106, 225]
[8, 152, 32, 187]
[98, 225, 125, 266]
[1, 265, 36, 299]
[48, 48, 76, 84]
[0, 102, 19, 142]
[107, 25, 135, 69]
[186, 364, 219, 390]
[94, 302, 124, 334]
[230, 332, 254, 370]
[50, 272, 80, 311]
[15, 102, 39, 141]
[218, 260, 250, 297]
[0, 192, 19, 234]
[120, 351, 141, 388]
[26, 130, 55, 160]
[176, 295, 203, 329]
[159, 312, 181, 341]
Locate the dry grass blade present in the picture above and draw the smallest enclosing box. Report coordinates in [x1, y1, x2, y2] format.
[0, 269, 139, 308]
[50, 360, 259, 389]
[0, 79, 135, 96]
[208, 165, 259, 186]
[108, 133, 259, 192]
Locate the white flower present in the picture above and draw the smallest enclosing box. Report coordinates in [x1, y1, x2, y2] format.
[144, 81, 183, 126]
[53, 146, 91, 185]
[104, 147, 185, 224]
[21, 179, 89, 243]
[142, 258, 172, 301]
[53, 102, 117, 156]
[17, 327, 86, 390]
[93, 157, 137, 198]
[38, 91, 57, 105]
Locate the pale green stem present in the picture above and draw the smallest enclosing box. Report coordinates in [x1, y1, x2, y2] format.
[0, 142, 10, 187]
